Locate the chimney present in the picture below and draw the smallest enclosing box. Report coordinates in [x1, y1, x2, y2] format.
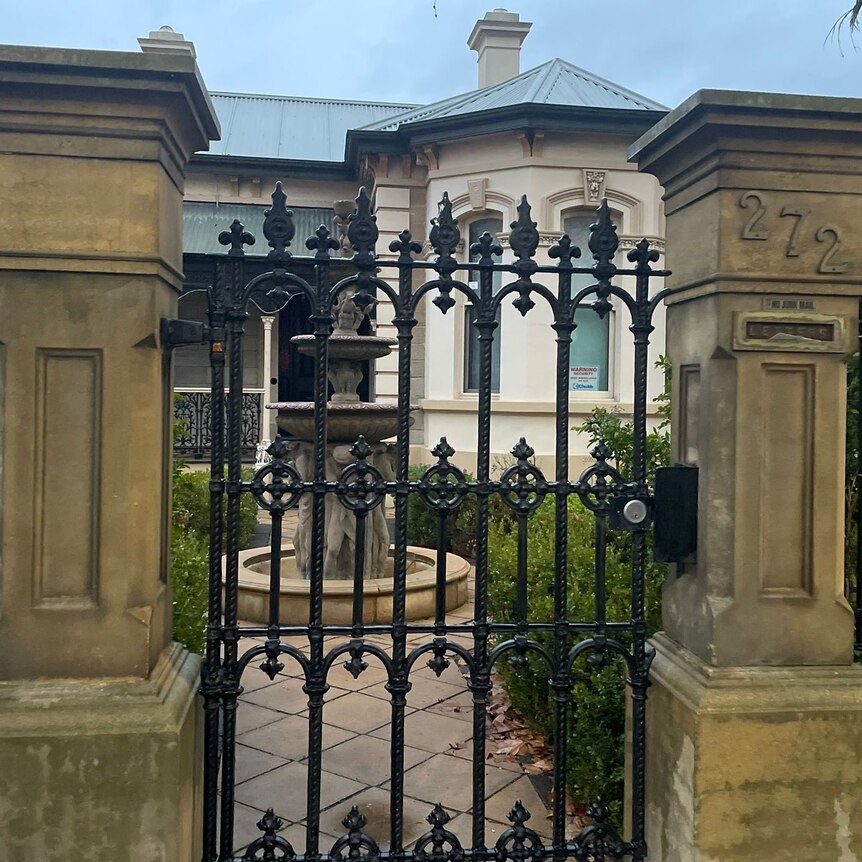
[467, 9, 532, 89]
[138, 25, 196, 59]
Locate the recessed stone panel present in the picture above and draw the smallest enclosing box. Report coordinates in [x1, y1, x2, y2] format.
[32, 348, 102, 608]
[758, 363, 813, 597]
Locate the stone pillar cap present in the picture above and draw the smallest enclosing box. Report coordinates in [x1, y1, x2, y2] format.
[629, 88, 862, 174]
[0, 43, 220, 149]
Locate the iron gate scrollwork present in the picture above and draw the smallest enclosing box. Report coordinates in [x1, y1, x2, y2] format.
[200, 181, 669, 861]
[174, 390, 261, 460]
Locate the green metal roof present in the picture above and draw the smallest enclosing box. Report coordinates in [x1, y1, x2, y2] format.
[359, 59, 668, 132]
[206, 92, 417, 161]
[183, 202, 334, 255]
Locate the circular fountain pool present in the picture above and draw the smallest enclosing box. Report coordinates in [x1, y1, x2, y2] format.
[231, 544, 471, 625]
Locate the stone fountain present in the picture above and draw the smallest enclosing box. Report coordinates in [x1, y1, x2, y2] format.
[233, 287, 470, 625]
[273, 290, 401, 582]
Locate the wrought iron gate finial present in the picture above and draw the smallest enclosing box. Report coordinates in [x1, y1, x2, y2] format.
[218, 218, 255, 256]
[263, 181, 296, 260]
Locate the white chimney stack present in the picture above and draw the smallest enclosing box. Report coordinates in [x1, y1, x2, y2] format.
[467, 9, 532, 89]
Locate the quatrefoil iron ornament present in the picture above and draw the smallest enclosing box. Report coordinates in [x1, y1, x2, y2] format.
[249, 448, 303, 514]
[499, 438, 546, 514]
[418, 438, 466, 511]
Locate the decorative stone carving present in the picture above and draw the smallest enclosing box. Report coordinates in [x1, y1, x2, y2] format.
[584, 169, 606, 203]
[333, 291, 365, 335]
[288, 440, 395, 580]
[468, 178, 488, 211]
[333, 200, 355, 257]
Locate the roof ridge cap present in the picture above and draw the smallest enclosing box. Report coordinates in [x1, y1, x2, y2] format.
[208, 90, 419, 109]
[551, 58, 668, 110]
[521, 60, 559, 104]
[355, 83, 493, 130]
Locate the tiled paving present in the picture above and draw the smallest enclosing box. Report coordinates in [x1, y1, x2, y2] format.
[226, 564, 551, 856]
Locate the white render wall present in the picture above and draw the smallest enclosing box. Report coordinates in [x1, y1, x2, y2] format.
[185, 129, 668, 477]
[404, 129, 667, 475]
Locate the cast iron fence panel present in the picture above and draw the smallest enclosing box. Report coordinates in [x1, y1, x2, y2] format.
[174, 389, 261, 460]
[200, 182, 670, 861]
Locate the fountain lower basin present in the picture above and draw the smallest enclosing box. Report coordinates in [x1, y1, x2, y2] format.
[232, 544, 471, 625]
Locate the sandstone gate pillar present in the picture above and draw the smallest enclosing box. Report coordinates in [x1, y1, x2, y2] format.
[630, 91, 862, 861]
[0, 45, 219, 860]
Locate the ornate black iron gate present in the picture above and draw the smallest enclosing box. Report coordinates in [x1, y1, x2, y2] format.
[198, 182, 669, 861]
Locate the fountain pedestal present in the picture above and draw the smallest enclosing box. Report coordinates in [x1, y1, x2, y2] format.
[267, 290, 414, 583]
[287, 439, 394, 581]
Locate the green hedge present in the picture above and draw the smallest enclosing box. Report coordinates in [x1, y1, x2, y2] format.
[170, 529, 209, 655]
[172, 469, 258, 552]
[171, 468, 259, 654]
[487, 497, 664, 818]
[486, 360, 671, 815]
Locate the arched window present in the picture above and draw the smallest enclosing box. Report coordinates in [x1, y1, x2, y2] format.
[563, 211, 611, 392]
[464, 216, 503, 393]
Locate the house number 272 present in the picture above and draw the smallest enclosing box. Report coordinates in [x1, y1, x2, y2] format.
[739, 191, 848, 274]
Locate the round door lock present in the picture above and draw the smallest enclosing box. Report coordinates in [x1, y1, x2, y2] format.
[623, 499, 648, 525]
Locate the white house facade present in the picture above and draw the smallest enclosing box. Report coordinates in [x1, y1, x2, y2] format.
[167, 10, 669, 475]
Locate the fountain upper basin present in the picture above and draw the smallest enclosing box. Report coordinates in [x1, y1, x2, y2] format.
[292, 334, 397, 361]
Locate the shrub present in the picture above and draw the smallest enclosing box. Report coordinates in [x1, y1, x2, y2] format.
[173, 468, 259, 551]
[575, 355, 671, 483]
[488, 496, 664, 818]
[171, 467, 259, 653]
[406, 463, 478, 558]
[171, 528, 209, 655]
[486, 359, 671, 816]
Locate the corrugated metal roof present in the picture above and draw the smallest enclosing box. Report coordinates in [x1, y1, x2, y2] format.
[206, 92, 417, 161]
[183, 202, 334, 255]
[359, 59, 667, 131]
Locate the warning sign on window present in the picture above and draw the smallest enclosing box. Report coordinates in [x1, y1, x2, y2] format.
[569, 365, 600, 391]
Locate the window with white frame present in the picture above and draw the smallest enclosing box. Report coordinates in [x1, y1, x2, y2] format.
[563, 212, 611, 393]
[464, 216, 503, 393]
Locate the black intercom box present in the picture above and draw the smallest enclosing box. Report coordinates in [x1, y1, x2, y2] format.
[653, 465, 698, 563]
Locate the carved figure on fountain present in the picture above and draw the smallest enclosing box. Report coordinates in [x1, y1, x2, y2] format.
[289, 440, 395, 581]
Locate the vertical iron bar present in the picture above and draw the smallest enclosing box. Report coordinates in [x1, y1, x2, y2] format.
[304, 255, 331, 857]
[629, 261, 654, 862]
[389, 247, 417, 854]
[516, 515, 528, 629]
[201, 264, 226, 862]
[551, 272, 575, 855]
[218, 256, 247, 860]
[268, 510, 283, 628]
[594, 516, 608, 633]
[435, 511, 448, 630]
[470, 265, 496, 852]
[352, 511, 367, 636]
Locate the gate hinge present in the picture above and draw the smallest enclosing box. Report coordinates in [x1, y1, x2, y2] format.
[160, 318, 210, 348]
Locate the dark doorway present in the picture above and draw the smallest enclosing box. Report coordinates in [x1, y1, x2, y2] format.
[278, 292, 371, 403]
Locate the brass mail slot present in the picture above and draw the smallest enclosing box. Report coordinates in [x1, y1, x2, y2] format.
[733, 311, 847, 353]
[745, 320, 834, 342]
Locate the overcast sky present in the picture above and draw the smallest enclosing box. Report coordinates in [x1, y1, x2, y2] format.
[2, 0, 861, 109]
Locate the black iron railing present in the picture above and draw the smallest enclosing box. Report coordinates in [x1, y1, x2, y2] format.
[200, 181, 670, 862]
[174, 389, 261, 461]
